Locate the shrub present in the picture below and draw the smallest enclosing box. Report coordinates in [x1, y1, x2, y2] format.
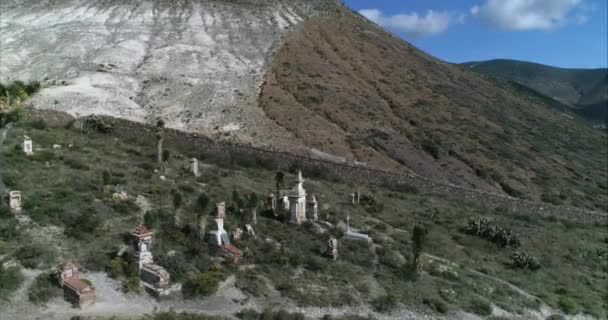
[557, 297, 579, 315]
[28, 118, 47, 130]
[423, 297, 449, 314]
[83, 115, 116, 133]
[511, 252, 541, 271]
[108, 257, 128, 279]
[28, 272, 61, 305]
[64, 209, 102, 239]
[236, 270, 270, 297]
[0, 265, 24, 300]
[173, 191, 183, 209]
[499, 182, 523, 198]
[197, 193, 210, 211]
[464, 217, 520, 248]
[146, 311, 227, 320]
[155, 253, 189, 282]
[15, 243, 56, 269]
[422, 140, 441, 159]
[64, 157, 90, 170]
[183, 271, 223, 298]
[371, 292, 399, 313]
[541, 193, 563, 205]
[466, 299, 492, 316]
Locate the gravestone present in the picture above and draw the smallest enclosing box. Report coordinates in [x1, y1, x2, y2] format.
[22, 136, 33, 155]
[8, 191, 22, 212]
[214, 202, 226, 219]
[190, 158, 200, 177]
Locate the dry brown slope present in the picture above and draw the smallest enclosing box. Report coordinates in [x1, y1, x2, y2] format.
[258, 11, 608, 210]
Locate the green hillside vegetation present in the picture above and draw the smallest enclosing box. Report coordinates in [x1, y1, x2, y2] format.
[0, 114, 606, 318]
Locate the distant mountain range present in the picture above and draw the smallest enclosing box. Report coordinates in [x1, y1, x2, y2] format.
[462, 59, 607, 124]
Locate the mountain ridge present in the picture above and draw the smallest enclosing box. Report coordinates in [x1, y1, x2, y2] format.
[462, 59, 608, 124]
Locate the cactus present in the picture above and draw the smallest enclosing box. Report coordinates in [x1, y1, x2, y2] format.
[464, 217, 520, 248]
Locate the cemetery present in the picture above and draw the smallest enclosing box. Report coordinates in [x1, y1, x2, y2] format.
[0, 116, 606, 319]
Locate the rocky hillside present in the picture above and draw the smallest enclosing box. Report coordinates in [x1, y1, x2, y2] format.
[463, 59, 608, 124]
[258, 12, 607, 210]
[1, 0, 606, 210]
[0, 0, 337, 147]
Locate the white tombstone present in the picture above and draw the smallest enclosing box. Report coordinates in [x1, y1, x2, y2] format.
[8, 191, 22, 212]
[288, 171, 307, 224]
[307, 195, 318, 221]
[328, 237, 339, 260]
[209, 218, 229, 246]
[22, 136, 33, 155]
[245, 224, 256, 238]
[282, 196, 290, 210]
[190, 158, 200, 177]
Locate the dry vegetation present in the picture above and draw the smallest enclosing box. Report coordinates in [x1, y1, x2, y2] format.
[259, 11, 608, 211]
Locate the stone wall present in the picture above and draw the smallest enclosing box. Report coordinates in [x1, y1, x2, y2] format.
[27, 110, 608, 224]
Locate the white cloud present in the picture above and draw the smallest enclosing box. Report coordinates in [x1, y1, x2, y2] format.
[471, 0, 585, 31]
[359, 9, 464, 38]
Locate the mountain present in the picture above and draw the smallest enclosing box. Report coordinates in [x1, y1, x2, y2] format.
[462, 59, 608, 124]
[0, 0, 606, 210]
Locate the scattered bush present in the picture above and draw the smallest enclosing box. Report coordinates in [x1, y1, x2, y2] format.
[236, 270, 270, 297]
[145, 310, 227, 320]
[372, 292, 400, 312]
[173, 191, 183, 209]
[421, 140, 441, 159]
[499, 182, 524, 198]
[464, 217, 520, 248]
[237, 308, 305, 320]
[83, 115, 117, 133]
[64, 209, 102, 239]
[183, 271, 223, 298]
[557, 297, 579, 315]
[511, 252, 541, 271]
[423, 297, 449, 314]
[155, 252, 189, 283]
[197, 193, 210, 211]
[15, 243, 56, 269]
[28, 272, 61, 305]
[466, 299, 492, 316]
[0, 265, 24, 300]
[63, 157, 90, 170]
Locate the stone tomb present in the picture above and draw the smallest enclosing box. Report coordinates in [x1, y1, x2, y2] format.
[132, 226, 154, 270]
[131, 225, 179, 297]
[7, 191, 22, 212]
[343, 213, 373, 243]
[57, 261, 95, 307]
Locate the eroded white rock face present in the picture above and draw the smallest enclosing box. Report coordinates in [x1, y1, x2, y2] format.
[0, 0, 322, 143]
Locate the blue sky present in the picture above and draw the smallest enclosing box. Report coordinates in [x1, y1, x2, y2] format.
[344, 0, 607, 69]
